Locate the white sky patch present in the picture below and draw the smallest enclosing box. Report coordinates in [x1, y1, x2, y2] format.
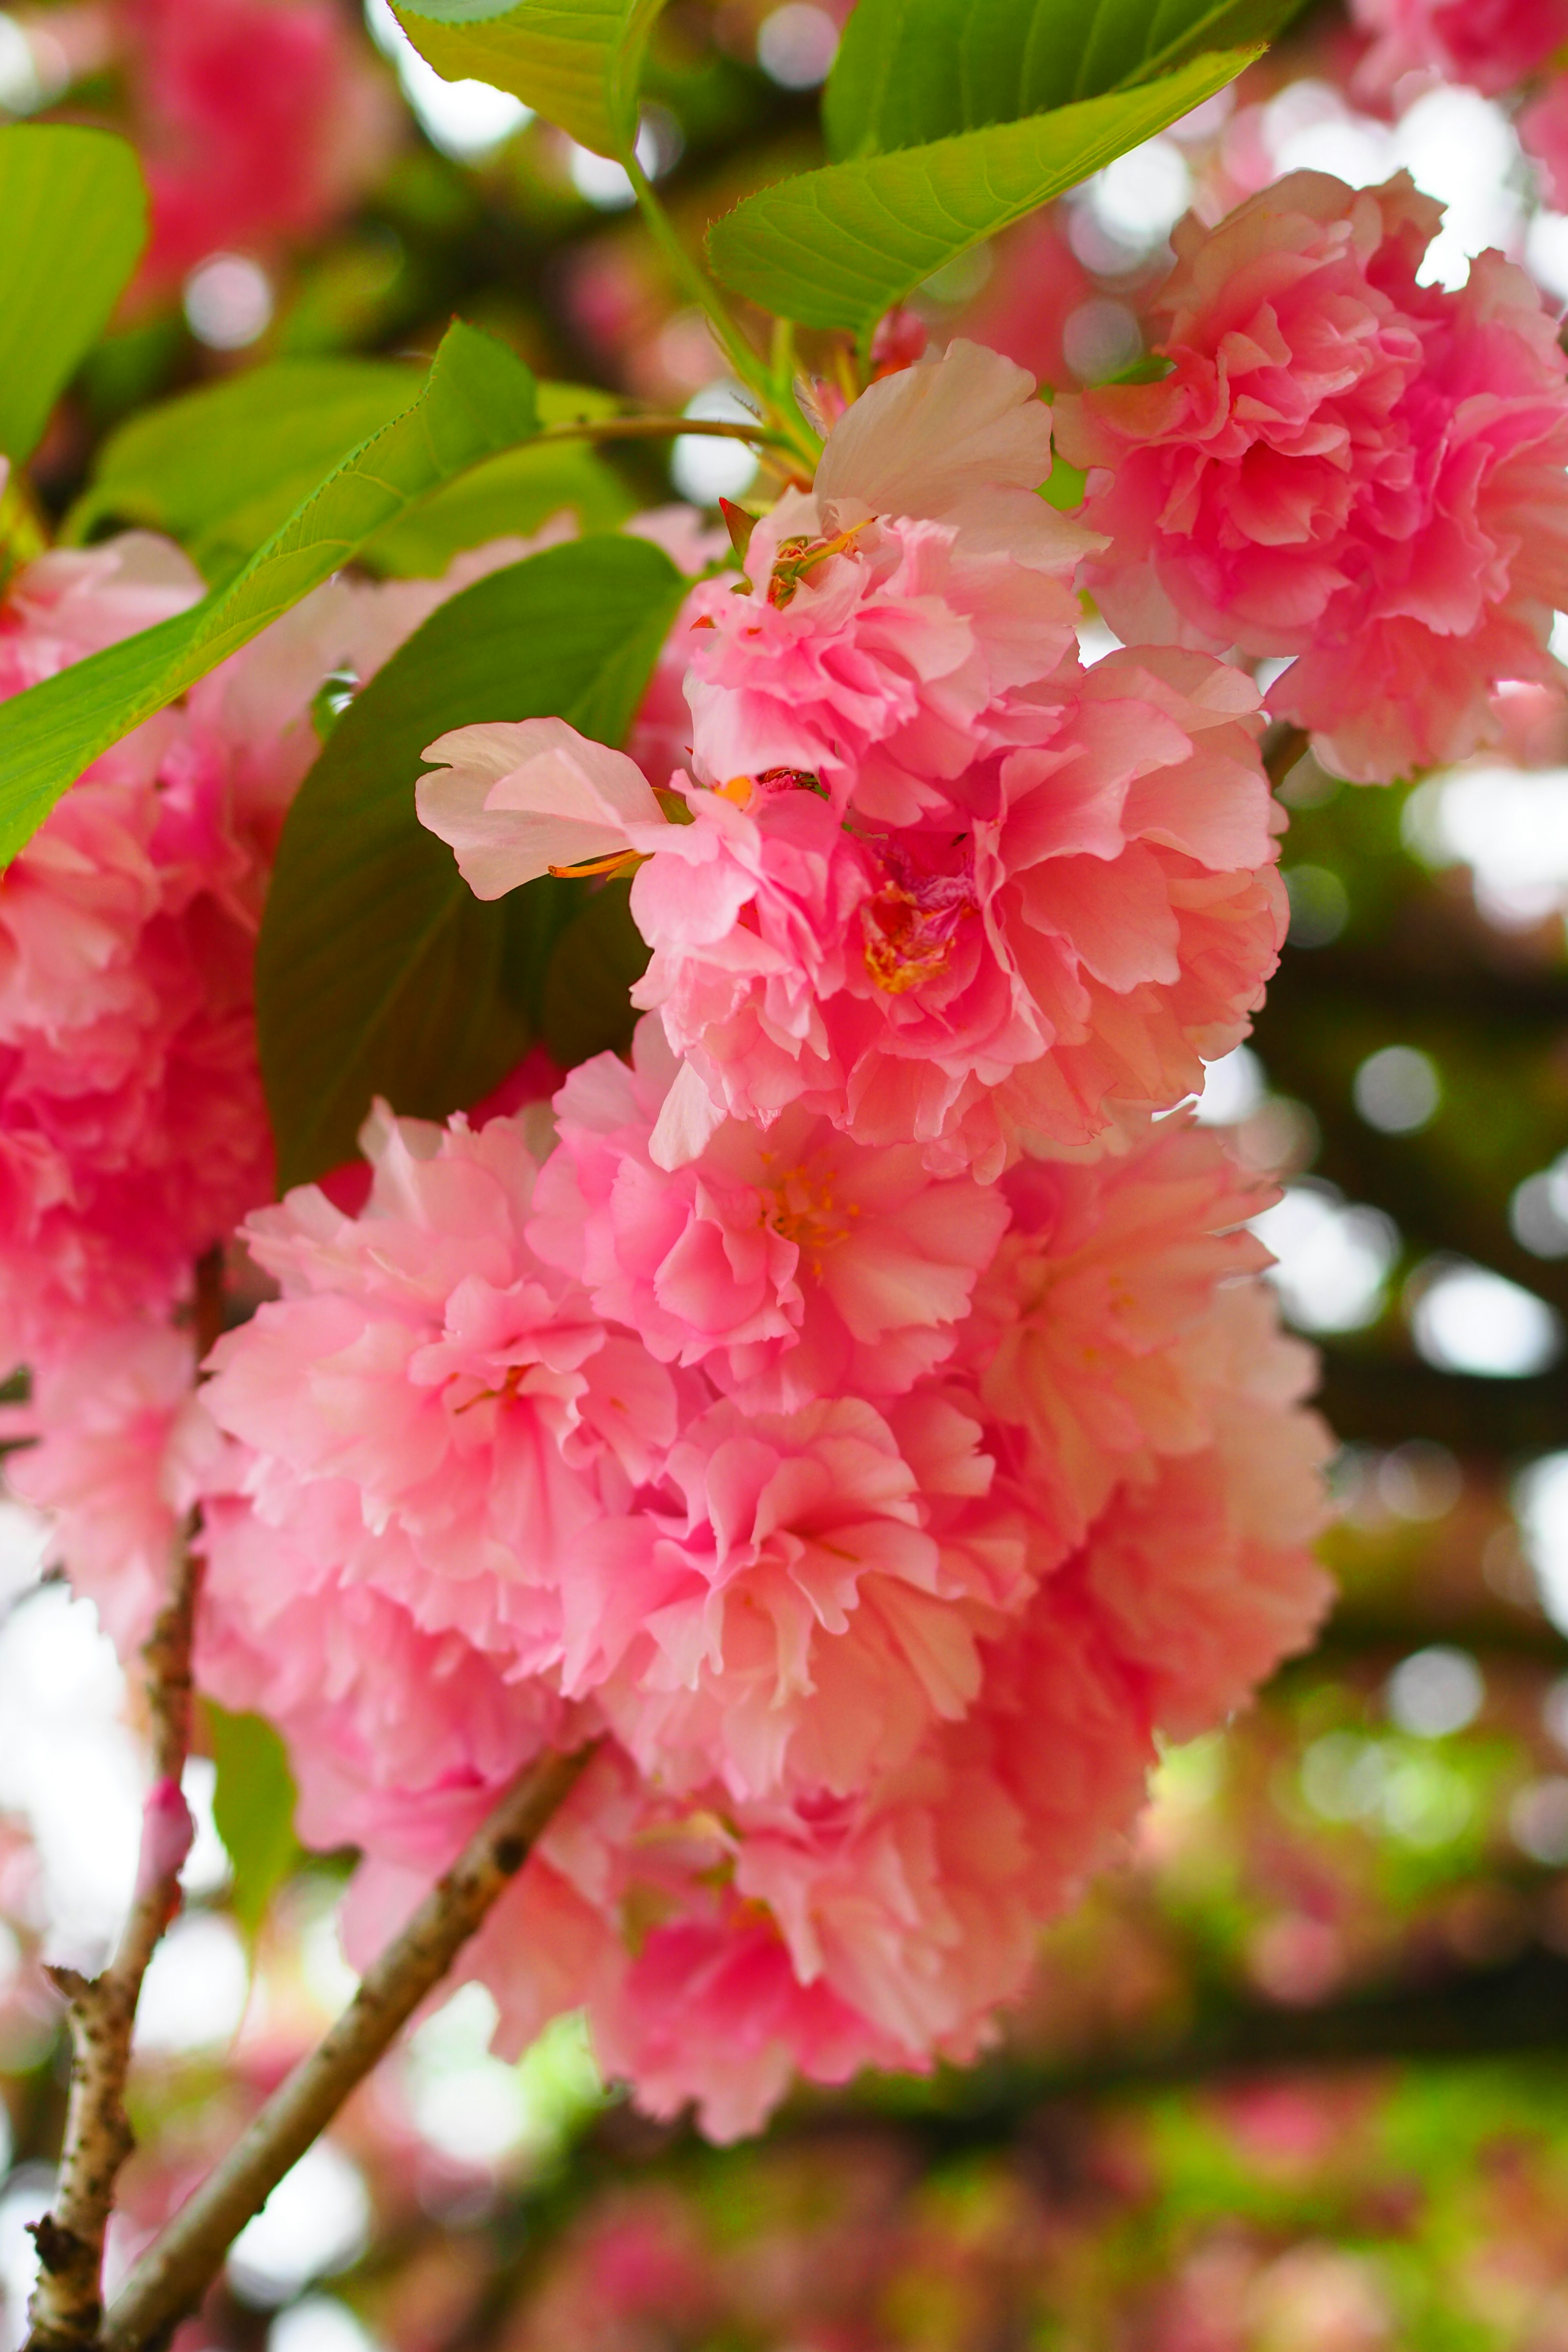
[364, 0, 530, 160]
[1252, 1181, 1399, 1333]
[1404, 764, 1568, 929]
[1409, 1259, 1564, 1377]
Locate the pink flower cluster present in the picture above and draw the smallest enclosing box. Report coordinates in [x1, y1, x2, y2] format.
[1054, 171, 1568, 783]
[9, 343, 1338, 2140]
[195, 1085, 1331, 2138]
[422, 344, 1287, 1174]
[0, 524, 576, 1627]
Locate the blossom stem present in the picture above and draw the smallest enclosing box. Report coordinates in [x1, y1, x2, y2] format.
[99, 1743, 600, 2352]
[620, 151, 823, 475]
[25, 1544, 205, 2352]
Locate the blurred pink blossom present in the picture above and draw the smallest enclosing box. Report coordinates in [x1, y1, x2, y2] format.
[1055, 171, 1568, 782]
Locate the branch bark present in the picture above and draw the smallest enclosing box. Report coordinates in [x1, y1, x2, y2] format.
[101, 1742, 599, 2352]
[25, 1545, 203, 2352]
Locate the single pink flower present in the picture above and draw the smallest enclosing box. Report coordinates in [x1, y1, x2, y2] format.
[204, 1100, 679, 1670]
[633, 648, 1283, 1174]
[530, 1015, 1010, 1407]
[958, 1117, 1283, 1557]
[570, 1388, 1028, 1803]
[1055, 171, 1568, 782]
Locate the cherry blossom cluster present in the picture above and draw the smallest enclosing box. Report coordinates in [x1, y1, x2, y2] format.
[13, 131, 1568, 2131]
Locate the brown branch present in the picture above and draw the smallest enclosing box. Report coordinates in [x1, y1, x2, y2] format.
[101, 1743, 599, 2352]
[531, 414, 786, 451]
[26, 1544, 204, 2352]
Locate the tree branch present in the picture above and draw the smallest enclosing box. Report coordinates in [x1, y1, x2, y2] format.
[26, 1545, 203, 2352]
[101, 1743, 599, 2352]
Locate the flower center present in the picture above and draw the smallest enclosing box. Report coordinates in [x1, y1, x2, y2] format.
[862, 844, 976, 994]
[761, 1162, 856, 1270]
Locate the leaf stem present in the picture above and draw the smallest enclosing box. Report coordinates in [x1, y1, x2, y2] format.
[99, 1743, 600, 2352]
[621, 151, 822, 474]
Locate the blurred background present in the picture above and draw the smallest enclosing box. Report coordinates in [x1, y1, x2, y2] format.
[9, 0, 1568, 2343]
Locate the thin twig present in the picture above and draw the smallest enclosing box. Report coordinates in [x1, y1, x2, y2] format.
[101, 1743, 599, 2352]
[25, 1547, 204, 2352]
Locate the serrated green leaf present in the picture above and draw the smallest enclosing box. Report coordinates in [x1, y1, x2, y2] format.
[65, 365, 633, 582]
[64, 358, 421, 580]
[0, 321, 539, 868]
[708, 49, 1255, 339]
[825, 0, 1299, 158]
[0, 125, 148, 465]
[390, 0, 669, 157]
[256, 534, 686, 1189]
[205, 1702, 301, 1940]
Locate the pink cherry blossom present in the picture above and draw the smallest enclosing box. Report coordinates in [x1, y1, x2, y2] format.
[564, 1386, 1029, 1803]
[203, 1100, 679, 1671]
[0, 534, 571, 1374]
[530, 1014, 1010, 1407]
[122, 0, 396, 296]
[1348, 0, 1568, 103]
[0, 1318, 207, 1653]
[631, 647, 1283, 1174]
[416, 717, 668, 897]
[1521, 74, 1568, 210]
[1054, 171, 1568, 783]
[958, 1117, 1284, 1558]
[0, 751, 276, 1351]
[1066, 1280, 1335, 1740]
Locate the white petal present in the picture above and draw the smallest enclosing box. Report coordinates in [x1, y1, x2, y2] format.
[816, 339, 1055, 528]
[416, 717, 664, 898]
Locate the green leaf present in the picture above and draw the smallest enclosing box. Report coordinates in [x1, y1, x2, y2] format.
[256, 533, 686, 1189]
[708, 49, 1256, 339]
[541, 875, 649, 1067]
[825, 0, 1299, 158]
[66, 365, 635, 581]
[205, 1702, 301, 1940]
[0, 125, 148, 465]
[390, 0, 669, 157]
[361, 439, 635, 574]
[361, 383, 635, 573]
[64, 358, 421, 580]
[0, 321, 539, 867]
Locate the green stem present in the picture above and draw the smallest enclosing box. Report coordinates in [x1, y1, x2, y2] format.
[622, 149, 822, 475]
